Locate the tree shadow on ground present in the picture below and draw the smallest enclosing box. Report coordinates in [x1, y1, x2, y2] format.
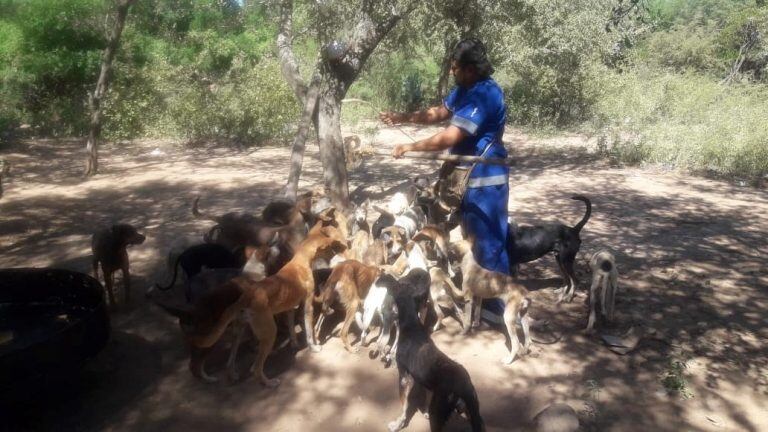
[0, 135, 766, 431]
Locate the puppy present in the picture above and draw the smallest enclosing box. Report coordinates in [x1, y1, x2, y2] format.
[91, 224, 146, 307]
[314, 260, 381, 352]
[388, 292, 484, 432]
[586, 249, 619, 332]
[508, 195, 591, 303]
[452, 238, 532, 364]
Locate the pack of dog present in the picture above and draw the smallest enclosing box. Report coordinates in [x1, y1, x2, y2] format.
[91, 182, 607, 432]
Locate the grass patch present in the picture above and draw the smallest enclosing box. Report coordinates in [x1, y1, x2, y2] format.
[592, 67, 768, 183]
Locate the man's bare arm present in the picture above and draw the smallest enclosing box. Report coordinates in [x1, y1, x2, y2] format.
[392, 125, 466, 158]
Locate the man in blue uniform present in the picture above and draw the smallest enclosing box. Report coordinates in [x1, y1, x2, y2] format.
[381, 38, 509, 324]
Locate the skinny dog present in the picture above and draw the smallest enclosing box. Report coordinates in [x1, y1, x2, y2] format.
[91, 224, 146, 307]
[508, 195, 591, 303]
[453, 238, 532, 364]
[586, 249, 618, 332]
[156, 223, 347, 387]
[314, 260, 381, 352]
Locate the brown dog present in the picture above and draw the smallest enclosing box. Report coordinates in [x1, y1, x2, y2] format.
[314, 260, 381, 353]
[452, 238, 532, 364]
[158, 223, 347, 387]
[91, 224, 146, 307]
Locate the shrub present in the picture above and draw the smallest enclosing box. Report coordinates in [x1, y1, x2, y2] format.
[592, 67, 768, 181]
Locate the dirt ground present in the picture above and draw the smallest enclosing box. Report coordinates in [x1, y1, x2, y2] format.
[1, 125, 766, 432]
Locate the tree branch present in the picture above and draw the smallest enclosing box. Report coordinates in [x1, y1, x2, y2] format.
[277, 0, 308, 102]
[343, 1, 418, 78]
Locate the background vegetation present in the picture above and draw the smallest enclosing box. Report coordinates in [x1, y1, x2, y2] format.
[1, 0, 766, 181]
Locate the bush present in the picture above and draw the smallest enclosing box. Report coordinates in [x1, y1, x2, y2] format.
[592, 67, 768, 181]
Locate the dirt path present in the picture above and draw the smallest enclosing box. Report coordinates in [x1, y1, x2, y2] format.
[1, 127, 766, 432]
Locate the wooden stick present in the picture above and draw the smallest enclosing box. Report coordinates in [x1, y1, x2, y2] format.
[374, 150, 515, 166]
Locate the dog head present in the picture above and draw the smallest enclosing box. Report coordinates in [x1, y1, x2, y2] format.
[380, 225, 407, 261]
[353, 199, 370, 225]
[111, 224, 146, 247]
[242, 243, 273, 277]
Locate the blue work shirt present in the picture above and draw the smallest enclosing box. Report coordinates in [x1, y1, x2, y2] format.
[443, 78, 508, 185]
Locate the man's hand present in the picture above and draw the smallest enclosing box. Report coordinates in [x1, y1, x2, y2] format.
[379, 111, 404, 126]
[392, 144, 412, 159]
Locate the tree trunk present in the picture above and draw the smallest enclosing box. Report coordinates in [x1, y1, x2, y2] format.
[84, 0, 136, 177]
[284, 77, 320, 201]
[436, 37, 456, 102]
[316, 76, 350, 209]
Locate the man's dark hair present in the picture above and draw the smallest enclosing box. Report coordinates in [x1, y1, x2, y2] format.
[452, 38, 494, 78]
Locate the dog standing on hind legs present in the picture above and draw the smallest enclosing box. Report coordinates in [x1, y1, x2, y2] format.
[91, 224, 146, 307]
[452, 237, 532, 364]
[586, 249, 619, 332]
[388, 293, 484, 432]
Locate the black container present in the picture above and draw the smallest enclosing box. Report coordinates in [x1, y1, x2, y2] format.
[0, 268, 110, 390]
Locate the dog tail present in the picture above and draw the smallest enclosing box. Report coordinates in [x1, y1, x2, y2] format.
[192, 196, 218, 223]
[571, 195, 592, 233]
[155, 253, 182, 291]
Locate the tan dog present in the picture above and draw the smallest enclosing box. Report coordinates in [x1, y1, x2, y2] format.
[314, 260, 381, 352]
[452, 238, 532, 364]
[91, 224, 146, 307]
[348, 200, 372, 262]
[157, 223, 347, 387]
[428, 267, 465, 332]
[362, 238, 387, 267]
[586, 249, 618, 332]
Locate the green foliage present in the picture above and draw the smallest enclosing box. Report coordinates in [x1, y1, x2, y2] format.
[660, 355, 694, 399]
[592, 67, 768, 181]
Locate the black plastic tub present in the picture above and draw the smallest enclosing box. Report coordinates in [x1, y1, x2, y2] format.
[0, 268, 110, 391]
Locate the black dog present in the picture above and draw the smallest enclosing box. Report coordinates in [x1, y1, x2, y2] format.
[507, 195, 591, 302]
[388, 291, 484, 432]
[155, 243, 243, 301]
[367, 269, 431, 366]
